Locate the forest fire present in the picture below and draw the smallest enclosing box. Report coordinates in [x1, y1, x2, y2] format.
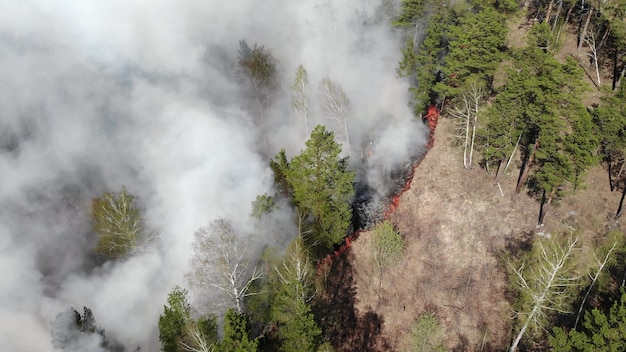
[317, 105, 440, 274]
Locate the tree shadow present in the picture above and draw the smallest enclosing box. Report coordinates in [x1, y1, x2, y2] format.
[504, 231, 534, 261]
[313, 252, 390, 352]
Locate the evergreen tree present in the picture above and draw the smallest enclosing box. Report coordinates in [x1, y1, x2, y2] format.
[51, 306, 125, 352]
[270, 238, 321, 352]
[482, 26, 598, 224]
[439, 6, 507, 95]
[594, 83, 626, 218]
[550, 290, 626, 351]
[269, 149, 292, 199]
[393, 0, 431, 28]
[217, 309, 258, 352]
[412, 9, 450, 113]
[159, 286, 191, 352]
[158, 286, 218, 352]
[285, 125, 354, 248]
[251, 193, 275, 219]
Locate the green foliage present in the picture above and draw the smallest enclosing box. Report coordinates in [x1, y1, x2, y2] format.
[285, 125, 355, 248]
[158, 286, 218, 352]
[238, 40, 279, 108]
[481, 28, 598, 203]
[402, 312, 447, 352]
[218, 309, 258, 352]
[270, 238, 321, 352]
[371, 221, 405, 269]
[158, 286, 191, 352]
[439, 6, 507, 95]
[527, 22, 561, 53]
[412, 9, 450, 112]
[594, 83, 626, 165]
[92, 186, 146, 259]
[550, 290, 626, 351]
[251, 193, 276, 219]
[509, 237, 580, 350]
[393, 0, 429, 27]
[396, 2, 510, 114]
[270, 149, 291, 199]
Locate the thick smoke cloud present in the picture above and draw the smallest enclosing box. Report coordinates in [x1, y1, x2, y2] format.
[0, 1, 427, 350]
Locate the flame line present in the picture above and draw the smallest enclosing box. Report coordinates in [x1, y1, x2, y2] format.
[317, 105, 440, 274]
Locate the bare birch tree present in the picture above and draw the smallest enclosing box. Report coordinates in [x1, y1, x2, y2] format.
[291, 65, 310, 137]
[188, 218, 263, 314]
[509, 237, 580, 352]
[573, 239, 618, 328]
[274, 238, 315, 303]
[92, 187, 157, 259]
[450, 79, 485, 169]
[181, 323, 215, 352]
[319, 77, 351, 153]
[583, 28, 603, 86]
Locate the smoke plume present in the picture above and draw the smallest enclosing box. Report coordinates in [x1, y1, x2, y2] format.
[0, 0, 427, 350]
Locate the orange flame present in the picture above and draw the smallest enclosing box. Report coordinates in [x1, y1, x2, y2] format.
[317, 105, 440, 273]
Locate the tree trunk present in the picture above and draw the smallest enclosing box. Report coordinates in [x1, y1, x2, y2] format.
[469, 97, 478, 169]
[516, 142, 538, 194]
[552, 0, 564, 32]
[538, 193, 552, 226]
[574, 241, 617, 329]
[564, 1, 575, 24]
[578, 6, 594, 51]
[614, 49, 620, 90]
[510, 304, 539, 352]
[545, 0, 555, 24]
[608, 153, 614, 191]
[495, 159, 506, 182]
[615, 185, 626, 220]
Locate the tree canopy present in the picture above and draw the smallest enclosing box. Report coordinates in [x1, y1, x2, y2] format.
[550, 290, 626, 351]
[92, 187, 151, 259]
[285, 125, 355, 248]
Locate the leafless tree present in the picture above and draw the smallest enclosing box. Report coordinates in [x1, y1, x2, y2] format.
[319, 77, 351, 153]
[291, 65, 310, 137]
[574, 240, 618, 328]
[509, 237, 580, 352]
[188, 218, 263, 314]
[181, 323, 215, 352]
[274, 238, 316, 303]
[449, 79, 485, 169]
[583, 28, 603, 86]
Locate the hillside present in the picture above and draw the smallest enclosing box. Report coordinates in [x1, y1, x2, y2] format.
[345, 12, 625, 352]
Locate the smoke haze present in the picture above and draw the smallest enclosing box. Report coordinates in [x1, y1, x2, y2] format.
[0, 1, 427, 350]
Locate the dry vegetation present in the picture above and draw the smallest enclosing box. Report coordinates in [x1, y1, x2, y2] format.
[324, 12, 625, 352]
[349, 111, 621, 350]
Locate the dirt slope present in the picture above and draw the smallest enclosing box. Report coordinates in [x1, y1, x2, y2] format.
[348, 115, 622, 351]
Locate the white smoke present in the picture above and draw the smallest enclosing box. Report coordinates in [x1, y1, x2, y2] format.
[0, 0, 427, 350]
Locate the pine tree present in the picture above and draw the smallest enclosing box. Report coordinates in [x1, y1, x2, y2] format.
[441, 6, 507, 95]
[286, 125, 354, 248]
[217, 309, 258, 352]
[550, 290, 626, 351]
[159, 286, 191, 352]
[158, 286, 218, 352]
[270, 238, 321, 352]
